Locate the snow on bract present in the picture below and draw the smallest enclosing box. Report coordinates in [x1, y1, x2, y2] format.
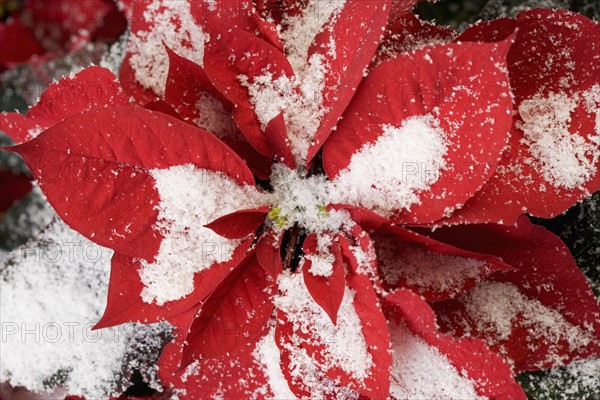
[332, 115, 449, 216]
[375, 236, 491, 299]
[139, 164, 266, 305]
[128, 0, 206, 96]
[518, 87, 600, 189]
[389, 322, 483, 399]
[458, 281, 595, 368]
[275, 272, 373, 382]
[0, 220, 166, 398]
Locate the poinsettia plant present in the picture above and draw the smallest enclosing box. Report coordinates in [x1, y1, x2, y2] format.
[1, 0, 600, 398]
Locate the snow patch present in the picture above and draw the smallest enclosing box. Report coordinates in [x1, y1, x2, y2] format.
[139, 164, 266, 305]
[518, 88, 600, 189]
[389, 322, 483, 399]
[332, 115, 449, 215]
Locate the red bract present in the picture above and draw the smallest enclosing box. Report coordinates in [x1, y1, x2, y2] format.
[0, 0, 126, 70]
[2, 1, 599, 399]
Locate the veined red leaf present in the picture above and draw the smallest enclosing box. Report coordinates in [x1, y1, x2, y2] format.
[445, 9, 600, 225]
[384, 290, 526, 399]
[304, 0, 392, 163]
[371, 224, 513, 301]
[428, 215, 600, 372]
[0, 67, 128, 144]
[143, 99, 183, 120]
[94, 238, 254, 328]
[182, 251, 276, 362]
[5, 106, 256, 259]
[457, 18, 517, 43]
[256, 231, 283, 276]
[0, 170, 32, 213]
[324, 39, 514, 224]
[302, 234, 345, 325]
[205, 206, 269, 239]
[275, 270, 392, 399]
[158, 324, 275, 400]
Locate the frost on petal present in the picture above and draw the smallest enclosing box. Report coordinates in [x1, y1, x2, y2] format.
[275, 271, 391, 399]
[139, 165, 267, 305]
[372, 224, 512, 302]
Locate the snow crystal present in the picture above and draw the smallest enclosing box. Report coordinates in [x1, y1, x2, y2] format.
[128, 0, 207, 96]
[518, 87, 600, 189]
[269, 164, 351, 233]
[460, 281, 595, 367]
[275, 271, 373, 382]
[0, 220, 166, 397]
[139, 164, 267, 305]
[375, 237, 490, 297]
[389, 322, 483, 399]
[253, 329, 296, 399]
[332, 115, 449, 216]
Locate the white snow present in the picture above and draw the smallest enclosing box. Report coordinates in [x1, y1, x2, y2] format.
[0, 220, 165, 398]
[139, 164, 267, 305]
[375, 237, 491, 298]
[332, 115, 449, 216]
[253, 328, 296, 399]
[128, 0, 207, 96]
[275, 271, 373, 382]
[389, 322, 483, 399]
[518, 87, 600, 189]
[193, 92, 242, 140]
[459, 281, 595, 367]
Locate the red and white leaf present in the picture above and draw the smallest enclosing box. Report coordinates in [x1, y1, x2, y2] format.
[304, 0, 392, 163]
[324, 39, 514, 224]
[428, 215, 600, 372]
[372, 224, 513, 301]
[445, 9, 600, 225]
[0, 170, 32, 213]
[205, 206, 269, 239]
[384, 290, 526, 399]
[182, 250, 276, 361]
[265, 112, 296, 169]
[203, 24, 295, 157]
[0, 67, 128, 144]
[95, 237, 253, 328]
[118, 0, 207, 101]
[301, 234, 345, 324]
[275, 270, 391, 399]
[5, 106, 257, 262]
